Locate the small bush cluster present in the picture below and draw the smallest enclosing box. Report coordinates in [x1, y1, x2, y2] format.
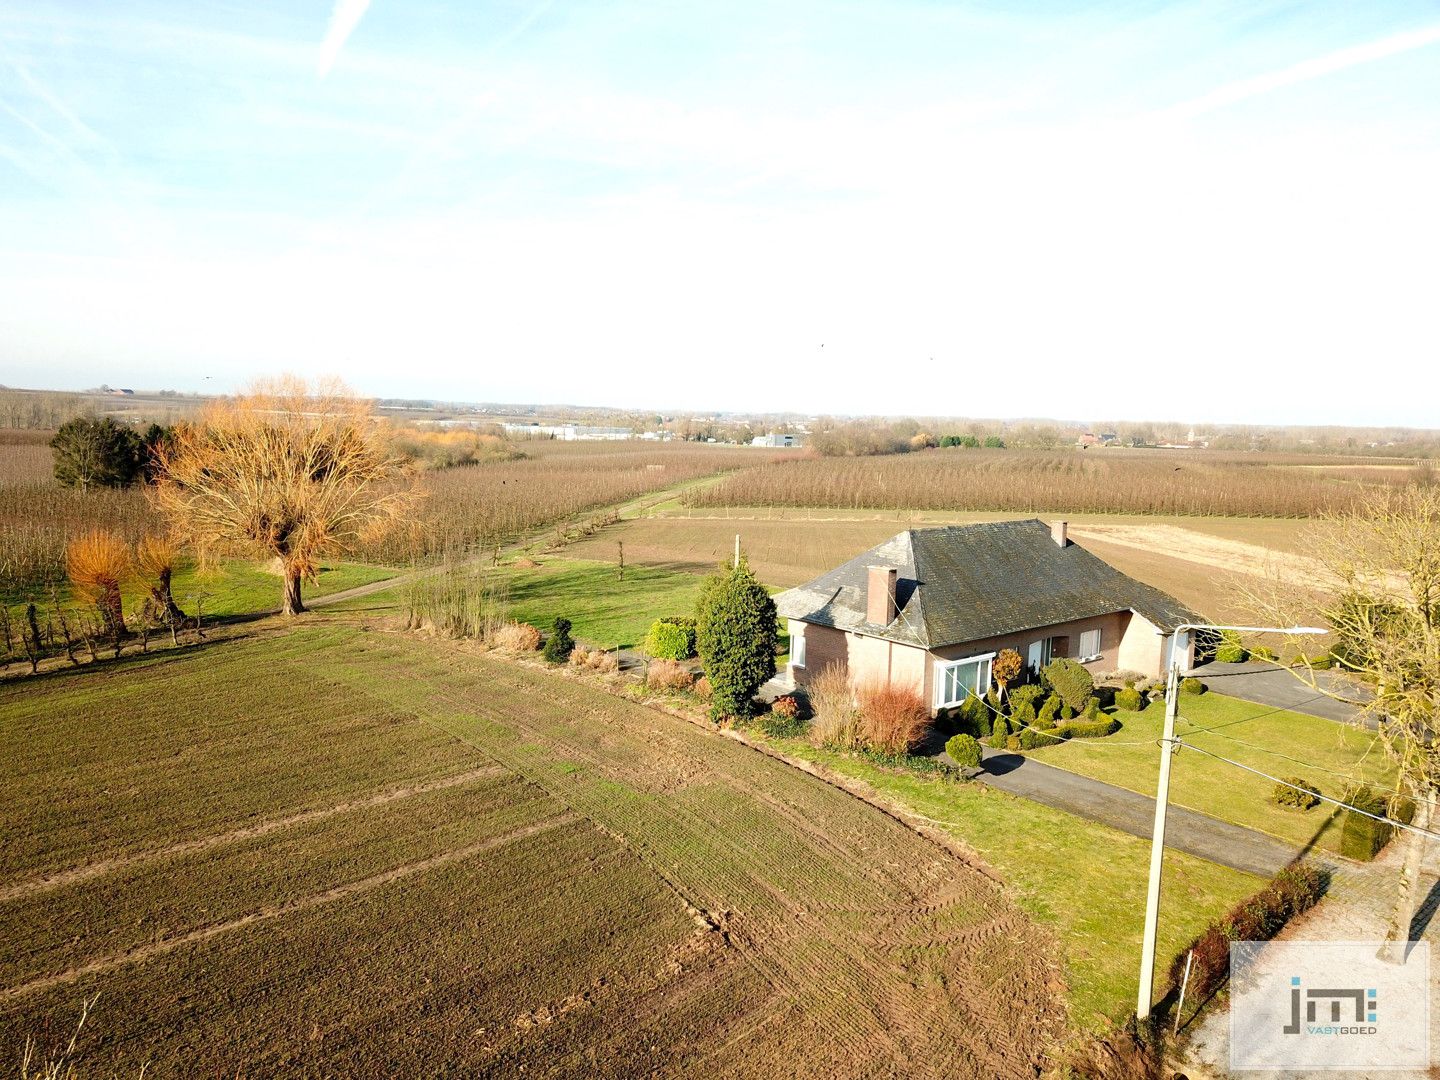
[1180, 677, 1207, 695]
[858, 683, 929, 755]
[1271, 776, 1321, 810]
[770, 694, 801, 720]
[644, 617, 697, 660]
[945, 733, 982, 769]
[1167, 863, 1328, 1003]
[646, 658, 696, 692]
[1213, 629, 1247, 664]
[491, 621, 542, 652]
[569, 645, 619, 673]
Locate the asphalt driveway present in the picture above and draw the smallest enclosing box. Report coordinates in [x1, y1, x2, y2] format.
[1190, 661, 1371, 727]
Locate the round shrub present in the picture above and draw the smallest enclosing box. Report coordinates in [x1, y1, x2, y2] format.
[1008, 683, 1046, 712]
[1083, 696, 1101, 720]
[645, 617, 697, 660]
[945, 733, 982, 769]
[1180, 677, 1207, 695]
[1249, 645, 1278, 662]
[988, 716, 1009, 748]
[1114, 687, 1143, 712]
[1214, 643, 1247, 663]
[1272, 776, 1321, 810]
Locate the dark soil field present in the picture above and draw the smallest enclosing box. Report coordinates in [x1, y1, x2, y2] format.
[1, 626, 1064, 1077]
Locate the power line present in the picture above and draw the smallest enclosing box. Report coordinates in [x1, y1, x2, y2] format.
[1178, 742, 1437, 841]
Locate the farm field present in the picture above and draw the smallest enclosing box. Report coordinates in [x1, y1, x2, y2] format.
[1028, 692, 1395, 855]
[562, 510, 1318, 622]
[682, 448, 1426, 517]
[0, 435, 774, 596]
[0, 626, 1062, 1078]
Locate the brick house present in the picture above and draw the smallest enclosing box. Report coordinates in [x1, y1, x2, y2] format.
[774, 520, 1201, 713]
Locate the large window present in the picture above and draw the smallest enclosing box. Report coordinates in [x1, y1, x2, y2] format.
[789, 620, 806, 668]
[1077, 628, 1102, 662]
[934, 652, 994, 709]
[1027, 638, 1052, 673]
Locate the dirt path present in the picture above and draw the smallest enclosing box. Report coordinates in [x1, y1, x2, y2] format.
[0, 764, 508, 903]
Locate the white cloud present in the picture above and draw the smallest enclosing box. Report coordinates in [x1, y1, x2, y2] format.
[317, 0, 372, 79]
[1165, 23, 1440, 120]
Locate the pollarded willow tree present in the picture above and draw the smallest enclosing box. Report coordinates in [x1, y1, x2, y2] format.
[152, 377, 417, 615]
[1242, 484, 1440, 961]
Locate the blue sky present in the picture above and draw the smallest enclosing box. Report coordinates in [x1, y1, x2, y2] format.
[1, 1, 1437, 423]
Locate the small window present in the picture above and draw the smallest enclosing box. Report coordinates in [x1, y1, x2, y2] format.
[1078, 628, 1102, 662]
[789, 620, 806, 668]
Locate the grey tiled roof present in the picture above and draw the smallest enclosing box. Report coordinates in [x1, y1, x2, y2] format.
[774, 519, 1203, 649]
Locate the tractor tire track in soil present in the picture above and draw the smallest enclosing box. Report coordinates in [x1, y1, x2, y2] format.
[0, 764, 509, 903]
[340, 638, 1064, 1079]
[0, 813, 575, 1005]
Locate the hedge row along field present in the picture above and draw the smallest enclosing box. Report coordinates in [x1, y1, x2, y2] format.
[683, 448, 1427, 518]
[0, 439, 776, 596]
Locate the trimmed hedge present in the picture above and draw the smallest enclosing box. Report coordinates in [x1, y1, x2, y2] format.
[1008, 684, 1046, 712]
[945, 733, 983, 769]
[1340, 786, 1394, 861]
[988, 716, 1010, 748]
[645, 618, 697, 660]
[1115, 687, 1143, 712]
[1055, 716, 1122, 739]
[1167, 862, 1328, 1003]
[1037, 694, 1061, 727]
[1019, 727, 1064, 750]
[1044, 657, 1094, 714]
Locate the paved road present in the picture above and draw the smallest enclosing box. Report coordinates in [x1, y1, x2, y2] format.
[972, 745, 1311, 877]
[1191, 661, 1371, 726]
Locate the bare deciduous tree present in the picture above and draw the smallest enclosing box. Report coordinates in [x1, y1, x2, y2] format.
[152, 377, 417, 615]
[1242, 485, 1439, 961]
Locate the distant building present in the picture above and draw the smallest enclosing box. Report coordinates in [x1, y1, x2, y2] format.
[751, 433, 803, 448]
[1077, 432, 1101, 448]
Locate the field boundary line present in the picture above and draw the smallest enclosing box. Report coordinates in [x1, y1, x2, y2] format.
[0, 811, 575, 1004]
[0, 764, 510, 904]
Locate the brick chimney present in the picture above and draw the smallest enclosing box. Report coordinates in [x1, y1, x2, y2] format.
[866, 565, 898, 625]
[1051, 520, 1069, 547]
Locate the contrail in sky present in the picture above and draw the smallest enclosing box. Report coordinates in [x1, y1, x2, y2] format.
[1166, 23, 1440, 119]
[317, 0, 372, 78]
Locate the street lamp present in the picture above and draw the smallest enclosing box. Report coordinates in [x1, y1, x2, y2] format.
[1135, 622, 1326, 1022]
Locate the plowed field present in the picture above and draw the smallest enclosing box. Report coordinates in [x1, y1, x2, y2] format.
[1, 627, 1063, 1077]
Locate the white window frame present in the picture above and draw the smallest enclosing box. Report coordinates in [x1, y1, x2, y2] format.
[1077, 628, 1102, 663]
[788, 620, 806, 668]
[933, 651, 995, 710]
[1027, 638, 1052, 673]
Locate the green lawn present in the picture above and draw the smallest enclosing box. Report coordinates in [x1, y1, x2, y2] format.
[322, 555, 790, 657]
[763, 736, 1262, 1028]
[1028, 692, 1395, 855]
[5, 558, 399, 626]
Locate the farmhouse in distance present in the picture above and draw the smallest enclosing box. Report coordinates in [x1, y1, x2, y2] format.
[776, 519, 1201, 711]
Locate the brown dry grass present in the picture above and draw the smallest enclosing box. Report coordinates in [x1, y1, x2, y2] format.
[808, 663, 862, 749]
[569, 645, 619, 673]
[645, 658, 695, 691]
[490, 621, 541, 652]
